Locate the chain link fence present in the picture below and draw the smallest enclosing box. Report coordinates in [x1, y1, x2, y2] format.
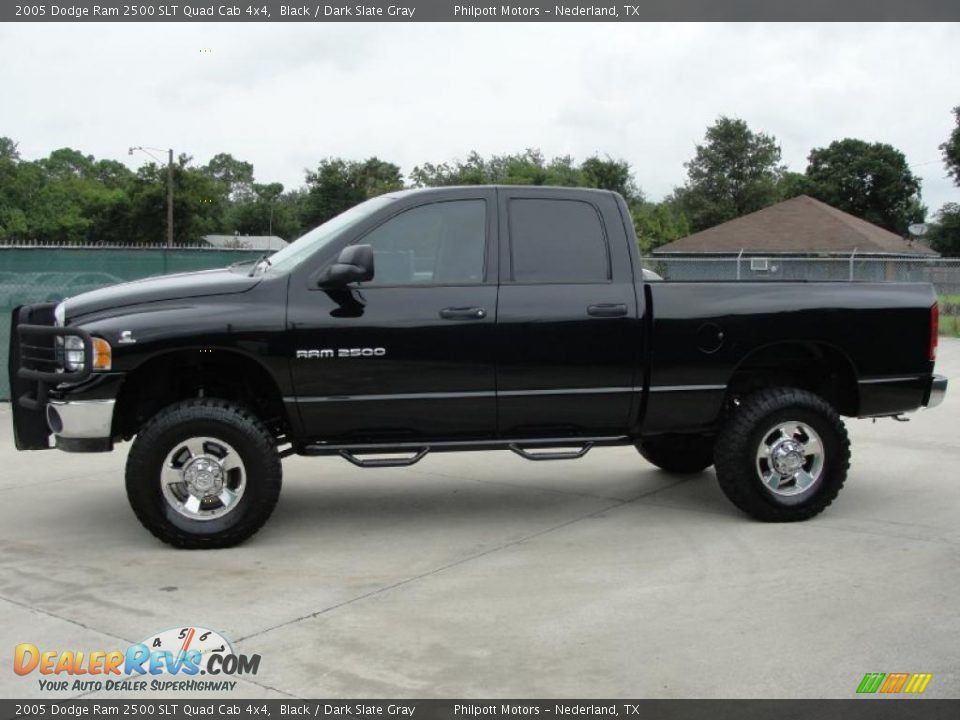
[0, 244, 263, 400]
[645, 254, 960, 339]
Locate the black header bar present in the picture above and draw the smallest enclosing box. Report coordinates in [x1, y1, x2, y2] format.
[4, 0, 960, 22]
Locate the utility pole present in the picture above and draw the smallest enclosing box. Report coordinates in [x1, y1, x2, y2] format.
[129, 145, 174, 247]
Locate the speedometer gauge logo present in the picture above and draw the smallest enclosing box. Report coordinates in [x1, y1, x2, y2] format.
[140, 626, 233, 668]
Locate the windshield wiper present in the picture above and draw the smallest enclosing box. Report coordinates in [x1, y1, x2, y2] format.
[229, 257, 259, 269]
[247, 254, 272, 277]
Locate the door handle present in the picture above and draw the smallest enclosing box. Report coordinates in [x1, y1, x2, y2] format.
[587, 303, 628, 318]
[439, 307, 487, 320]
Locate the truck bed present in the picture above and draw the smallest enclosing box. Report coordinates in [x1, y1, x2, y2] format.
[641, 281, 937, 433]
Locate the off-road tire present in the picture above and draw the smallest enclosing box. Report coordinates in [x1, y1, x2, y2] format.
[714, 387, 850, 522]
[125, 399, 282, 549]
[636, 434, 715, 474]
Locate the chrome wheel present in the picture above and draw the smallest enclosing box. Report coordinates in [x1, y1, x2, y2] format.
[755, 421, 825, 497]
[160, 436, 246, 521]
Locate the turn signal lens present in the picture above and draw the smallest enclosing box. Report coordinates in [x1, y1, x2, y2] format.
[92, 337, 112, 371]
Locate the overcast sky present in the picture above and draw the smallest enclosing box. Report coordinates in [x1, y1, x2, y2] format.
[1, 22, 958, 214]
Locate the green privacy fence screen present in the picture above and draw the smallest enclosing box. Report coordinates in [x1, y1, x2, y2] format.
[0, 245, 264, 401]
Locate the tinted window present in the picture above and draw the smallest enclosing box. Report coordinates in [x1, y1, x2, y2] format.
[361, 200, 486, 285]
[268, 195, 394, 273]
[509, 199, 609, 283]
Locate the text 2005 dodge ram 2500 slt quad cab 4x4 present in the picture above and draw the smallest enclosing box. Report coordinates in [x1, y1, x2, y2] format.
[9, 186, 949, 548]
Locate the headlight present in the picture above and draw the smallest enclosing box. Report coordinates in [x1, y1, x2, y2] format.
[63, 336, 84, 371]
[62, 335, 112, 372]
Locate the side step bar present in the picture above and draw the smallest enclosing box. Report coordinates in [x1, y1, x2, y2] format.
[339, 448, 429, 468]
[509, 443, 593, 461]
[299, 436, 626, 468]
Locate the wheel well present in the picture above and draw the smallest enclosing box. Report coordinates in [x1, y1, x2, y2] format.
[113, 350, 290, 440]
[725, 342, 859, 417]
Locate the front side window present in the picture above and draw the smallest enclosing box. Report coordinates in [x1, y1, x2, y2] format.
[360, 200, 486, 286]
[267, 195, 395, 273]
[509, 198, 609, 283]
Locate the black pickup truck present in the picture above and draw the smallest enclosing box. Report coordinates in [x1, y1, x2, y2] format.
[9, 186, 948, 548]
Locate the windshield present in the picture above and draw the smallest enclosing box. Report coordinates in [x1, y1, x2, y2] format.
[265, 195, 396, 273]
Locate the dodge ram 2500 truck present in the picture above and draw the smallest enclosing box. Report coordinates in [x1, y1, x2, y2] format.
[9, 186, 948, 548]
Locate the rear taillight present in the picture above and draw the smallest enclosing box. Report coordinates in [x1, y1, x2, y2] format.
[930, 303, 939, 362]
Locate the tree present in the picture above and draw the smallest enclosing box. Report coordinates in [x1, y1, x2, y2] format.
[0, 158, 40, 241]
[205, 153, 255, 201]
[123, 155, 227, 245]
[929, 203, 960, 257]
[776, 171, 817, 200]
[411, 150, 644, 205]
[631, 201, 690, 253]
[804, 138, 924, 234]
[411, 151, 490, 186]
[675, 116, 785, 232]
[411, 149, 562, 186]
[0, 147, 135, 244]
[225, 182, 301, 239]
[0, 141, 313, 244]
[941, 105, 960, 187]
[300, 157, 403, 229]
[580, 156, 643, 204]
[0, 137, 20, 162]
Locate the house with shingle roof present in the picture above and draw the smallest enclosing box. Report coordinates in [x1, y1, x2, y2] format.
[650, 195, 936, 282]
[655, 195, 935, 256]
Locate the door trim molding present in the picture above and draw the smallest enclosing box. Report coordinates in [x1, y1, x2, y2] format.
[285, 386, 644, 403]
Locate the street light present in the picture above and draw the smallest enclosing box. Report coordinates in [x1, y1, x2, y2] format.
[129, 145, 174, 247]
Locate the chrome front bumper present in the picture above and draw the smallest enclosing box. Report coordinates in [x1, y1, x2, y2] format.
[46, 399, 115, 439]
[926, 375, 948, 409]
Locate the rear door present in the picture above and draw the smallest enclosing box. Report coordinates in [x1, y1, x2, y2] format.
[495, 188, 642, 437]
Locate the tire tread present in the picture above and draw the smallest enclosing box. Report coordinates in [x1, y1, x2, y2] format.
[125, 398, 282, 549]
[714, 387, 850, 522]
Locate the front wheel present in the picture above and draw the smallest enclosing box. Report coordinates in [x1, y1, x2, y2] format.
[125, 399, 282, 549]
[714, 387, 850, 522]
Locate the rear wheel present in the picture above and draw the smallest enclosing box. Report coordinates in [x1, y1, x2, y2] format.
[636, 434, 714, 474]
[714, 387, 850, 521]
[125, 399, 282, 549]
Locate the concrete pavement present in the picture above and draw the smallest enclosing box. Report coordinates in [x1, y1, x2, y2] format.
[1, 340, 958, 699]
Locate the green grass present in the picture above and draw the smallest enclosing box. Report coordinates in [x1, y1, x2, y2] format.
[940, 313, 960, 338]
[939, 293, 960, 337]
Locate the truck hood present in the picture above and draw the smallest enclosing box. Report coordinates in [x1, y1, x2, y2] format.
[63, 267, 261, 320]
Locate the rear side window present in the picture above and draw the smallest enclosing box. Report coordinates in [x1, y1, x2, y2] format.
[509, 199, 609, 283]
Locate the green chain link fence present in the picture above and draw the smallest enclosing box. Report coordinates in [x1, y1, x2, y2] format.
[0, 245, 263, 400]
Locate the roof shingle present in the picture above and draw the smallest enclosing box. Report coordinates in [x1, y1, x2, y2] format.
[653, 195, 936, 256]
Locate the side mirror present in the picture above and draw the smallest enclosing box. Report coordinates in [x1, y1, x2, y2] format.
[317, 245, 374, 288]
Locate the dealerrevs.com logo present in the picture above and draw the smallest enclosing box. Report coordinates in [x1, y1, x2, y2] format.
[13, 626, 261, 693]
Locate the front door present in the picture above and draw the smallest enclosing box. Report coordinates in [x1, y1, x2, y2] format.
[287, 190, 498, 443]
[495, 189, 642, 437]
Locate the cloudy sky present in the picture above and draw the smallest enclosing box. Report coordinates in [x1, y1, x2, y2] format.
[1, 22, 958, 214]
